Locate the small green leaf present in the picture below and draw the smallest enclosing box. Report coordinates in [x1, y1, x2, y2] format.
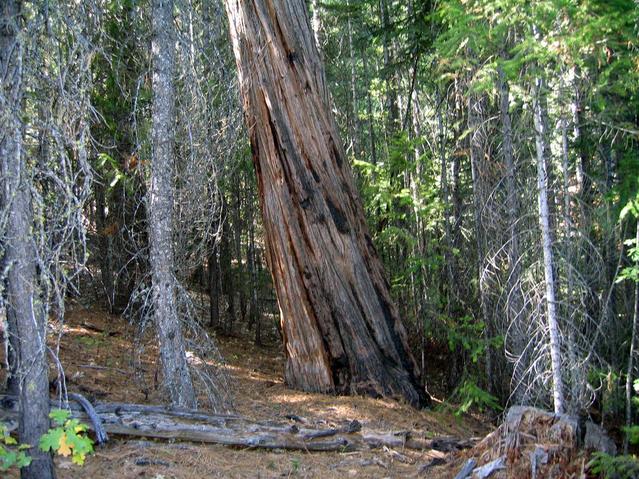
[39, 428, 64, 453]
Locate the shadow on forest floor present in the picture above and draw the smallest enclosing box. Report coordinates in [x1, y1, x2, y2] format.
[6, 302, 490, 478]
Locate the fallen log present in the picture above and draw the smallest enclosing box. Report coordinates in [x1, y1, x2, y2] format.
[0, 394, 475, 453]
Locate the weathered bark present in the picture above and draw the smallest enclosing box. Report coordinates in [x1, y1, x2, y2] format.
[149, 0, 196, 408]
[0, 2, 55, 477]
[224, 0, 428, 407]
[0, 396, 471, 452]
[532, 75, 565, 414]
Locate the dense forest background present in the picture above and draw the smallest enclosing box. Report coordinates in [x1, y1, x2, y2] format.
[1, 0, 639, 476]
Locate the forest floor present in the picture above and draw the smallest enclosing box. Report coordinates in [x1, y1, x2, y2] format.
[11, 301, 491, 478]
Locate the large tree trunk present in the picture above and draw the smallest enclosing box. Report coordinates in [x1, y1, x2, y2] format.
[149, 0, 196, 408]
[224, 0, 428, 407]
[1, 2, 55, 477]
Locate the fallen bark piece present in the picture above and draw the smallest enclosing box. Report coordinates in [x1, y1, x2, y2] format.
[454, 458, 477, 479]
[68, 392, 108, 445]
[0, 395, 470, 453]
[473, 456, 505, 479]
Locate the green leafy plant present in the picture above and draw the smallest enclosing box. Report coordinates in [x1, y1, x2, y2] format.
[39, 409, 94, 465]
[447, 315, 503, 363]
[0, 423, 31, 471]
[589, 452, 639, 479]
[449, 379, 502, 417]
[290, 457, 301, 474]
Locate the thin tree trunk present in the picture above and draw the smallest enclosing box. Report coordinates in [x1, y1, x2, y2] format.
[362, 51, 378, 167]
[208, 239, 221, 328]
[498, 66, 523, 401]
[232, 175, 247, 322]
[468, 94, 493, 389]
[224, 0, 428, 407]
[561, 85, 581, 410]
[149, 0, 196, 408]
[346, 0, 358, 156]
[571, 69, 589, 200]
[95, 181, 115, 313]
[247, 203, 261, 345]
[310, 0, 321, 48]
[533, 75, 565, 414]
[1, 2, 55, 476]
[379, 0, 398, 134]
[219, 219, 236, 333]
[438, 91, 456, 313]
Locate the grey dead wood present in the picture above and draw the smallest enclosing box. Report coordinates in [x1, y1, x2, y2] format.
[0, 395, 475, 453]
[454, 458, 477, 479]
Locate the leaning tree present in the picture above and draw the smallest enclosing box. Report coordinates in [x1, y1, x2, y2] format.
[224, 0, 429, 407]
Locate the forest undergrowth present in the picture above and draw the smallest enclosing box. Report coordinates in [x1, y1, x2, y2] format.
[3, 299, 486, 479]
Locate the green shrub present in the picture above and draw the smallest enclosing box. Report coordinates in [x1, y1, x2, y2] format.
[589, 452, 639, 479]
[39, 409, 94, 466]
[0, 423, 31, 471]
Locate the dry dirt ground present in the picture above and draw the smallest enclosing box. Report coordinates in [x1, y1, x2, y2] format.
[10, 303, 489, 478]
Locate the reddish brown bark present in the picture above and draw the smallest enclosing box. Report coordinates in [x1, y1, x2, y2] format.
[224, 0, 429, 407]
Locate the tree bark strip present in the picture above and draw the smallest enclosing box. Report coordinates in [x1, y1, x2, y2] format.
[223, 0, 428, 407]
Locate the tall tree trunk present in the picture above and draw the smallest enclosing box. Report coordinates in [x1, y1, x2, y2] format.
[149, 0, 196, 408]
[468, 94, 493, 390]
[1, 2, 55, 477]
[224, 0, 429, 407]
[498, 66, 523, 401]
[533, 75, 565, 414]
